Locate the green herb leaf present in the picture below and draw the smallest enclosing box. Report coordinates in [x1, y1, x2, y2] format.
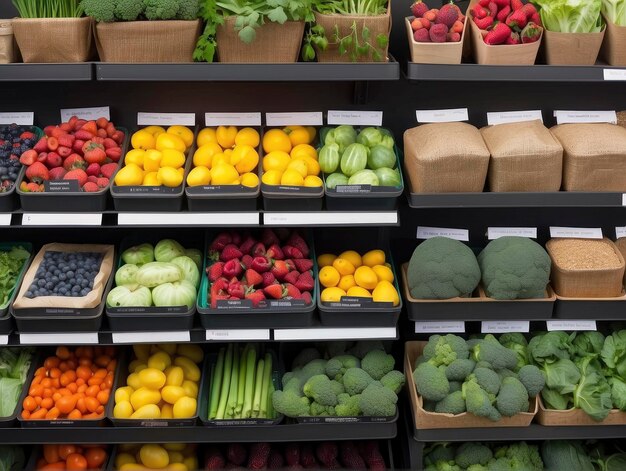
[362, 26, 370, 40]
[268, 7, 289, 23]
[376, 33, 388, 48]
[239, 25, 257, 43]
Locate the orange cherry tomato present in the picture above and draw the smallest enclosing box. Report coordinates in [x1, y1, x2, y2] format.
[30, 408, 48, 419]
[56, 346, 71, 360]
[76, 366, 92, 382]
[45, 407, 60, 420]
[85, 448, 107, 469]
[49, 368, 62, 379]
[85, 385, 100, 397]
[85, 396, 100, 413]
[96, 390, 109, 405]
[41, 398, 54, 410]
[21, 410, 30, 419]
[58, 445, 77, 460]
[67, 409, 82, 420]
[44, 356, 60, 369]
[23, 396, 37, 412]
[66, 453, 88, 471]
[43, 444, 60, 463]
[40, 462, 66, 470]
[55, 395, 78, 415]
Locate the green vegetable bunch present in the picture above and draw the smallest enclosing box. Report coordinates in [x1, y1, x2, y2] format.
[0, 348, 34, 418]
[424, 441, 544, 471]
[81, 0, 200, 23]
[602, 0, 626, 26]
[0, 445, 26, 471]
[0, 246, 30, 309]
[12, 0, 83, 18]
[533, 0, 604, 33]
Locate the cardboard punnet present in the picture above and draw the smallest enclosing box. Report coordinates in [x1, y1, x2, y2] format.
[537, 396, 626, 426]
[405, 16, 466, 64]
[543, 28, 605, 65]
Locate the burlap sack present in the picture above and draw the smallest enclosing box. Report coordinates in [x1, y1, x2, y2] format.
[403, 122, 490, 193]
[551, 123, 626, 191]
[13, 243, 114, 310]
[95, 20, 201, 63]
[217, 18, 304, 63]
[0, 20, 16, 64]
[12, 17, 92, 63]
[481, 120, 563, 192]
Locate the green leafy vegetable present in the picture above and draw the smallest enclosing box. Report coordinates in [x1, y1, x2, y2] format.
[0, 348, 33, 418]
[602, 0, 626, 26]
[0, 246, 30, 309]
[533, 0, 604, 33]
[0, 445, 25, 471]
[13, 0, 83, 18]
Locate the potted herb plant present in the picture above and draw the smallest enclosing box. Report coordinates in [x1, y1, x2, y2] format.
[81, 0, 201, 63]
[12, 0, 92, 63]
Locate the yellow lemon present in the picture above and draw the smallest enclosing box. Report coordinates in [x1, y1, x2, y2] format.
[143, 172, 160, 186]
[333, 258, 355, 276]
[125, 149, 146, 167]
[131, 130, 156, 150]
[115, 163, 143, 186]
[193, 142, 222, 168]
[321, 287, 347, 303]
[224, 148, 233, 156]
[160, 148, 186, 169]
[317, 253, 337, 268]
[143, 149, 162, 172]
[372, 265, 394, 283]
[216, 125, 238, 149]
[115, 453, 136, 468]
[235, 127, 260, 147]
[212, 153, 230, 167]
[347, 286, 373, 298]
[281, 168, 304, 186]
[362, 249, 386, 267]
[231, 145, 259, 174]
[211, 163, 239, 185]
[263, 129, 292, 153]
[167, 125, 194, 148]
[354, 265, 379, 290]
[186, 166, 211, 187]
[306, 126, 317, 142]
[372, 280, 400, 306]
[156, 132, 186, 152]
[338, 275, 356, 292]
[300, 156, 320, 176]
[287, 159, 308, 178]
[197, 127, 217, 147]
[261, 169, 282, 186]
[143, 125, 166, 137]
[157, 167, 184, 187]
[319, 266, 340, 288]
[263, 151, 291, 172]
[241, 172, 259, 188]
[339, 250, 362, 268]
[304, 175, 323, 187]
[290, 144, 318, 160]
[285, 126, 311, 146]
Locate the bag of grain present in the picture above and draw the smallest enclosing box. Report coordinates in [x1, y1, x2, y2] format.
[403, 122, 490, 193]
[481, 120, 563, 192]
[550, 123, 626, 191]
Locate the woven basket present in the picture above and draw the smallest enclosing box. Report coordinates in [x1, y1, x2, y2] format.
[12, 17, 92, 63]
[0, 20, 16, 63]
[543, 28, 605, 65]
[546, 238, 625, 298]
[95, 20, 201, 63]
[217, 18, 304, 63]
[601, 17, 626, 66]
[537, 396, 626, 426]
[313, 0, 391, 62]
[481, 120, 563, 192]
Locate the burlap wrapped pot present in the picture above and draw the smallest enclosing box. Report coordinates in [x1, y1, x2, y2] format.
[0, 20, 17, 63]
[601, 17, 626, 66]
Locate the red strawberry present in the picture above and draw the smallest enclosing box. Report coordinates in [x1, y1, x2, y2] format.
[271, 260, 289, 281]
[74, 130, 92, 141]
[506, 9, 527, 30]
[295, 271, 315, 292]
[64, 168, 88, 187]
[208, 262, 224, 282]
[25, 162, 49, 183]
[261, 228, 280, 247]
[284, 259, 296, 272]
[268, 450, 284, 470]
[96, 177, 109, 188]
[223, 258, 243, 278]
[264, 284, 285, 299]
[81, 120, 97, 136]
[45, 152, 62, 169]
[486, 1, 497, 18]
[247, 443, 271, 470]
[46, 136, 59, 151]
[102, 137, 117, 149]
[96, 117, 109, 129]
[239, 235, 257, 255]
[478, 0, 490, 5]
[496, 5, 511, 22]
[48, 167, 66, 181]
[251, 256, 271, 273]
[111, 130, 125, 145]
[284, 283, 301, 299]
[72, 139, 85, 154]
[82, 140, 107, 165]
[262, 272, 276, 287]
[86, 163, 101, 177]
[266, 244, 284, 260]
[228, 278, 245, 299]
[230, 231, 242, 246]
[286, 232, 310, 257]
[57, 133, 74, 148]
[210, 278, 229, 308]
[26, 182, 42, 192]
[63, 154, 86, 171]
[340, 443, 366, 470]
[293, 258, 313, 273]
[205, 447, 226, 470]
[43, 125, 56, 137]
[414, 28, 431, 42]
[283, 245, 304, 259]
[252, 242, 266, 257]
[493, 0, 510, 6]
[58, 146, 72, 158]
[285, 444, 301, 467]
[505, 31, 521, 44]
[470, 4, 488, 19]
[484, 22, 511, 44]
[227, 444, 247, 466]
[87, 175, 98, 184]
[220, 244, 243, 262]
[521, 22, 542, 43]
[410, 1, 428, 18]
[100, 162, 118, 179]
[245, 269, 263, 287]
[36, 152, 47, 164]
[283, 270, 300, 285]
[302, 291, 312, 305]
[521, 2, 537, 16]
[83, 182, 99, 192]
[241, 254, 254, 270]
[530, 12, 541, 26]
[19, 149, 37, 166]
[316, 443, 339, 469]
[511, 0, 524, 10]
[105, 147, 122, 162]
[33, 137, 48, 153]
[210, 232, 232, 251]
[301, 445, 318, 468]
[245, 289, 266, 308]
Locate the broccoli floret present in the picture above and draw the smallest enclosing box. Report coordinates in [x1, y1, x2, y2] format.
[303, 375, 338, 407]
[283, 377, 305, 395]
[449, 381, 462, 393]
[493, 442, 543, 471]
[486, 458, 512, 471]
[301, 359, 328, 380]
[414, 362, 450, 402]
[478, 236, 551, 300]
[496, 377, 529, 417]
[428, 461, 461, 471]
[348, 340, 385, 359]
[407, 236, 481, 299]
[455, 443, 493, 468]
[517, 364, 545, 398]
[467, 465, 489, 471]
[380, 370, 405, 394]
[144, 0, 179, 20]
[471, 341, 518, 371]
[292, 347, 321, 369]
[468, 367, 501, 395]
[496, 368, 518, 382]
[329, 380, 344, 396]
[342, 368, 374, 396]
[424, 334, 470, 367]
[175, 0, 199, 19]
[475, 361, 493, 369]
[462, 380, 501, 422]
[435, 391, 466, 415]
[335, 393, 361, 416]
[272, 390, 310, 417]
[361, 349, 395, 380]
[325, 355, 360, 381]
[82, 0, 116, 22]
[359, 381, 397, 416]
[446, 358, 476, 381]
[423, 400, 437, 412]
[114, 0, 144, 20]
[310, 401, 335, 416]
[424, 443, 456, 466]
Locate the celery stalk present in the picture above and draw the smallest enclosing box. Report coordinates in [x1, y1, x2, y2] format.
[267, 383, 275, 419]
[208, 347, 225, 419]
[226, 345, 240, 417]
[215, 344, 233, 420]
[242, 345, 257, 418]
[259, 353, 272, 418]
[235, 344, 248, 416]
[252, 358, 265, 417]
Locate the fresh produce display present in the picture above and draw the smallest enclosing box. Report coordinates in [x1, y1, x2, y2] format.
[206, 229, 315, 308]
[186, 126, 260, 188]
[207, 344, 277, 420]
[21, 346, 117, 421]
[0, 245, 30, 308]
[106, 239, 201, 309]
[0, 445, 25, 471]
[113, 443, 198, 471]
[317, 249, 399, 305]
[534, 0, 603, 32]
[470, 0, 543, 45]
[19, 116, 124, 193]
[0, 125, 38, 193]
[115, 126, 192, 188]
[603, 0, 626, 26]
[272, 342, 404, 418]
[36, 444, 109, 471]
[413, 334, 545, 421]
[409, 0, 466, 43]
[261, 126, 323, 187]
[204, 441, 387, 470]
[112, 344, 202, 420]
[0, 348, 33, 417]
[82, 0, 199, 21]
[319, 126, 400, 189]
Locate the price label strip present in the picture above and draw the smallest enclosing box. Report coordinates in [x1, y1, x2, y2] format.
[22, 213, 102, 226]
[0, 335, 8, 345]
[206, 329, 270, 341]
[603, 69, 626, 81]
[554, 110, 617, 125]
[19, 332, 99, 345]
[61, 107, 110, 121]
[549, 227, 603, 239]
[616, 226, 626, 239]
[327, 110, 383, 126]
[265, 112, 323, 127]
[0, 214, 11, 226]
[118, 212, 259, 226]
[417, 226, 469, 241]
[416, 108, 468, 123]
[547, 320, 597, 331]
[137, 112, 196, 126]
[415, 321, 465, 334]
[205, 112, 262, 127]
[482, 321, 530, 333]
[112, 331, 191, 344]
[487, 110, 542, 125]
[0, 112, 34, 125]
[488, 227, 537, 239]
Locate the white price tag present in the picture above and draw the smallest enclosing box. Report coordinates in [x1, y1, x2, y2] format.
[554, 110, 617, 125]
[547, 320, 597, 331]
[488, 227, 537, 240]
[617, 226, 626, 239]
[549, 226, 603, 239]
[118, 212, 259, 226]
[22, 213, 102, 226]
[487, 110, 542, 126]
[0, 112, 34, 125]
[622, 194, 626, 206]
[417, 226, 469, 241]
[263, 211, 397, 226]
[206, 329, 270, 341]
[603, 69, 626, 81]
[415, 321, 465, 333]
[112, 331, 191, 344]
[265, 112, 323, 126]
[19, 332, 99, 345]
[137, 112, 195, 126]
[61, 107, 110, 121]
[416, 108, 468, 123]
[274, 327, 396, 341]
[0, 335, 8, 345]
[482, 321, 529, 333]
[0, 214, 11, 226]
[205, 112, 261, 127]
[327, 110, 383, 126]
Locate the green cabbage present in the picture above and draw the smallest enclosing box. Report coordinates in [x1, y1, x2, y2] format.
[171, 256, 200, 288]
[185, 248, 203, 270]
[115, 264, 139, 287]
[367, 145, 396, 170]
[340, 143, 368, 177]
[603, 0, 626, 25]
[325, 172, 349, 189]
[535, 0, 603, 32]
[152, 280, 197, 309]
[0, 445, 25, 471]
[348, 169, 380, 186]
[356, 127, 383, 147]
[106, 285, 152, 308]
[121, 243, 154, 265]
[374, 167, 401, 187]
[325, 125, 357, 153]
[319, 143, 340, 174]
[135, 262, 182, 288]
[154, 239, 185, 263]
[0, 348, 33, 418]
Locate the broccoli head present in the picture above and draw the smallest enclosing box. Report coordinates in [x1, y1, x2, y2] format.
[446, 358, 476, 381]
[303, 375, 338, 407]
[359, 381, 397, 416]
[407, 236, 481, 299]
[300, 359, 328, 380]
[329, 380, 344, 396]
[468, 367, 501, 395]
[478, 236, 551, 300]
[448, 381, 462, 393]
[423, 400, 437, 412]
[175, 0, 199, 19]
[272, 390, 310, 417]
[414, 362, 450, 402]
[426, 461, 461, 471]
[493, 442, 543, 471]
[435, 390, 466, 415]
[462, 380, 501, 422]
[335, 393, 361, 416]
[292, 347, 321, 369]
[361, 349, 395, 380]
[310, 401, 335, 416]
[467, 465, 489, 471]
[115, 0, 145, 20]
[325, 355, 360, 381]
[82, 0, 116, 22]
[424, 443, 456, 466]
[455, 442, 493, 468]
[144, 0, 180, 20]
[424, 334, 470, 367]
[471, 340, 518, 371]
[380, 370, 406, 394]
[342, 368, 374, 396]
[348, 340, 385, 359]
[496, 377, 529, 417]
[517, 364, 545, 398]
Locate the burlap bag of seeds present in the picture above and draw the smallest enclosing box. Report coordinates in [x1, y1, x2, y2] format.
[551, 123, 626, 191]
[403, 122, 490, 193]
[481, 120, 563, 192]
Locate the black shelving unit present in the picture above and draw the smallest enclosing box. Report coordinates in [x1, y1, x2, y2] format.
[407, 192, 626, 208]
[0, 63, 93, 81]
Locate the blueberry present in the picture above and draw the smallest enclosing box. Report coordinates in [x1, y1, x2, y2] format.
[45, 282, 54, 290]
[69, 262, 77, 270]
[62, 265, 70, 273]
[51, 276, 58, 284]
[59, 273, 66, 281]
[80, 288, 90, 296]
[37, 279, 46, 287]
[59, 287, 67, 295]
[25, 291, 32, 298]
[66, 270, 74, 278]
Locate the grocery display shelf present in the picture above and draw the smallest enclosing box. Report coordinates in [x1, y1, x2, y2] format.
[0, 63, 93, 81]
[407, 192, 626, 208]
